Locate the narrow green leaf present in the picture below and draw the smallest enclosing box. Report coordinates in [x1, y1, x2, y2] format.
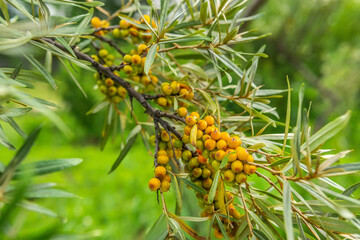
[10, 63, 22, 79]
[200, 2, 208, 25]
[144, 43, 157, 75]
[144, 213, 169, 240]
[0, 0, 10, 23]
[23, 52, 57, 89]
[182, 63, 208, 81]
[208, 170, 220, 203]
[172, 175, 182, 214]
[14, 158, 82, 178]
[0, 124, 15, 150]
[179, 178, 207, 194]
[338, 181, 360, 198]
[302, 111, 351, 152]
[307, 216, 360, 234]
[248, 211, 277, 240]
[198, 89, 216, 114]
[222, 26, 239, 44]
[215, 214, 230, 240]
[253, 229, 270, 240]
[283, 76, 291, 152]
[23, 188, 78, 199]
[108, 125, 141, 174]
[283, 181, 294, 240]
[17, 201, 57, 217]
[58, 57, 87, 98]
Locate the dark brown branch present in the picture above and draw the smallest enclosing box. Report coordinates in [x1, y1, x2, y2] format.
[93, 34, 126, 56]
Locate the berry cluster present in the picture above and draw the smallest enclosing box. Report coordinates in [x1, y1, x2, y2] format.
[181, 112, 256, 238]
[112, 16, 154, 44]
[121, 44, 158, 93]
[148, 129, 183, 193]
[157, 81, 194, 108]
[90, 17, 109, 35]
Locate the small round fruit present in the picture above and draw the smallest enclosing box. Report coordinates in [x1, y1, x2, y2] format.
[157, 155, 169, 165]
[227, 136, 241, 149]
[220, 132, 230, 141]
[174, 140, 183, 148]
[211, 129, 221, 140]
[111, 96, 122, 103]
[129, 27, 138, 36]
[150, 75, 158, 85]
[203, 178, 213, 189]
[236, 147, 249, 161]
[149, 135, 156, 146]
[204, 115, 215, 126]
[197, 120, 208, 130]
[119, 19, 130, 29]
[198, 155, 207, 164]
[204, 139, 216, 151]
[214, 228, 223, 239]
[155, 166, 167, 178]
[131, 54, 141, 65]
[216, 139, 227, 151]
[137, 44, 147, 54]
[170, 81, 180, 94]
[123, 54, 132, 63]
[235, 172, 247, 184]
[190, 112, 200, 119]
[178, 107, 188, 117]
[163, 174, 172, 183]
[211, 160, 220, 170]
[205, 126, 215, 134]
[187, 91, 194, 100]
[226, 149, 237, 162]
[182, 134, 190, 144]
[91, 17, 102, 28]
[105, 78, 114, 86]
[160, 131, 170, 142]
[224, 170, 235, 182]
[117, 86, 127, 97]
[120, 29, 129, 37]
[202, 134, 211, 142]
[148, 178, 161, 191]
[161, 180, 170, 192]
[112, 28, 121, 38]
[98, 49, 108, 58]
[188, 157, 199, 169]
[231, 161, 244, 173]
[247, 154, 254, 163]
[179, 88, 189, 98]
[192, 168, 202, 178]
[184, 125, 192, 135]
[196, 140, 204, 150]
[157, 97, 167, 107]
[196, 129, 203, 140]
[161, 83, 172, 96]
[157, 150, 167, 156]
[202, 168, 211, 178]
[123, 65, 133, 74]
[99, 85, 107, 94]
[108, 86, 117, 96]
[243, 164, 257, 175]
[215, 150, 226, 161]
[182, 150, 192, 162]
[185, 115, 197, 126]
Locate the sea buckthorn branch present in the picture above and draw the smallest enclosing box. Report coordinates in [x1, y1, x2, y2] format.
[41, 37, 186, 141]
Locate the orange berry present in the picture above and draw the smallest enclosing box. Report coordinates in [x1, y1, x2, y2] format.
[150, 75, 158, 85]
[224, 170, 235, 182]
[220, 132, 230, 141]
[247, 154, 254, 162]
[227, 136, 241, 149]
[190, 112, 200, 119]
[129, 27, 138, 36]
[157, 97, 167, 107]
[161, 83, 172, 96]
[119, 19, 130, 29]
[179, 88, 189, 98]
[157, 155, 169, 165]
[192, 167, 202, 178]
[226, 149, 237, 162]
[158, 150, 167, 156]
[105, 78, 114, 86]
[196, 129, 203, 140]
[141, 75, 151, 85]
[204, 139, 216, 151]
[184, 125, 192, 135]
[214, 228, 223, 239]
[131, 54, 141, 65]
[202, 134, 211, 142]
[235, 172, 247, 184]
[91, 17, 102, 28]
[185, 115, 197, 126]
[210, 128, 221, 140]
[231, 161, 243, 173]
[243, 164, 256, 175]
[202, 178, 213, 189]
[198, 155, 208, 164]
[163, 174, 172, 183]
[236, 147, 249, 161]
[216, 139, 227, 151]
[204, 116, 215, 126]
[148, 178, 161, 191]
[160, 131, 170, 141]
[205, 126, 215, 134]
[137, 44, 147, 54]
[178, 107, 188, 117]
[232, 210, 242, 220]
[170, 81, 180, 94]
[155, 166, 167, 178]
[123, 65, 133, 74]
[215, 150, 226, 161]
[187, 91, 194, 100]
[161, 180, 170, 192]
[197, 120, 208, 130]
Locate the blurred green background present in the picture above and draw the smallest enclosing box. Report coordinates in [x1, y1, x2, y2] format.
[1, 0, 360, 239]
